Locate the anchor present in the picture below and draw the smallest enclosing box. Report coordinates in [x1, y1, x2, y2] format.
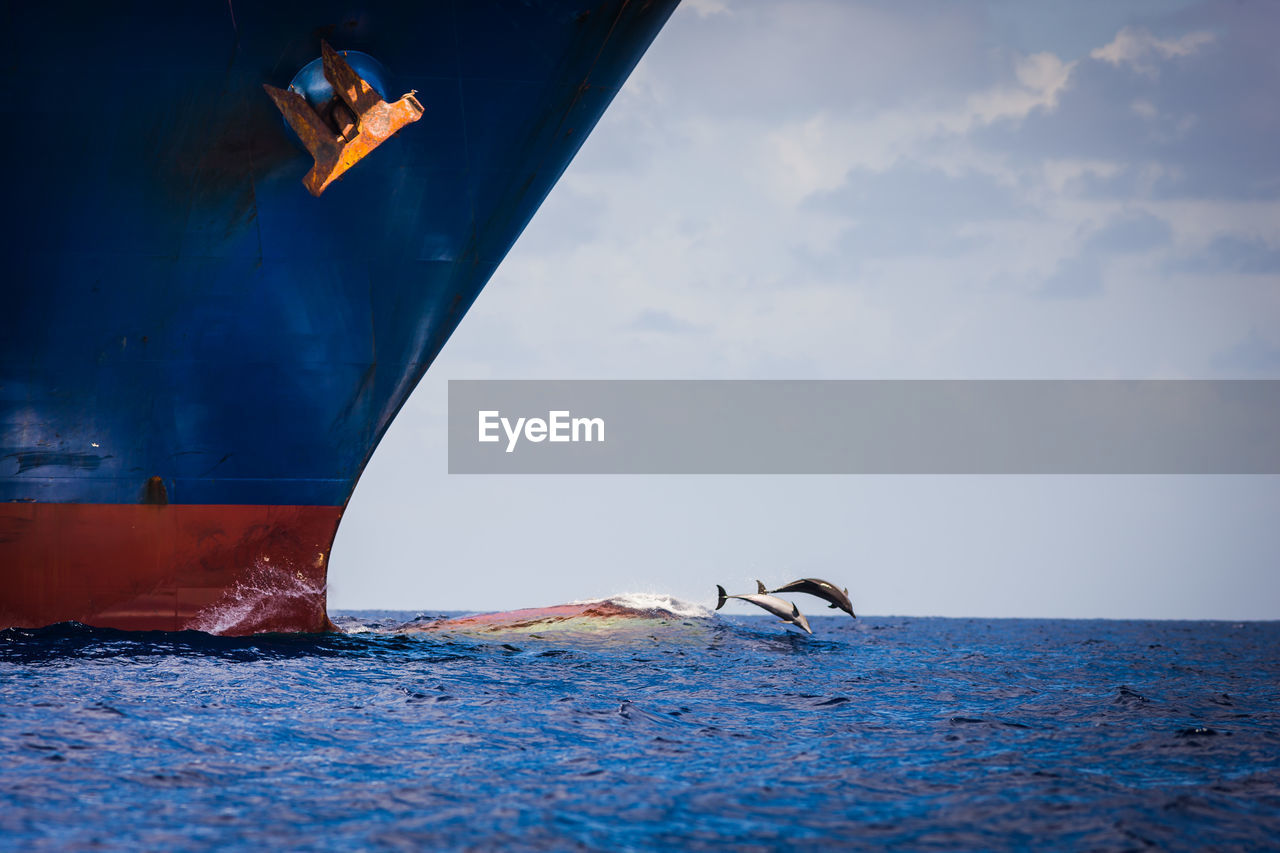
[264, 41, 423, 196]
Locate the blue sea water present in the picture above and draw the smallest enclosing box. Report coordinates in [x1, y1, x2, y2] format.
[2, 597, 1278, 851]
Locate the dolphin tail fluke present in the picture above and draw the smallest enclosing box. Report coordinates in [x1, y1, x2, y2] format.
[716, 585, 728, 611]
[756, 579, 768, 595]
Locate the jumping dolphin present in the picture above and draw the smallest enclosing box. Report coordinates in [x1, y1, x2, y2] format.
[716, 585, 813, 634]
[759, 578, 856, 618]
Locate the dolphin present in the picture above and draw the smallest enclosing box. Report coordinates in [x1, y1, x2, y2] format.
[716, 584, 813, 634]
[759, 578, 856, 618]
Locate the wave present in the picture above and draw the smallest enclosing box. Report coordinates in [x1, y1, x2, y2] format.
[568, 593, 713, 619]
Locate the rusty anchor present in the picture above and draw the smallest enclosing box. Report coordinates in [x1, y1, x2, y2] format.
[264, 41, 423, 196]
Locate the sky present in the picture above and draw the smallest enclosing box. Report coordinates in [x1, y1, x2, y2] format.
[329, 0, 1280, 620]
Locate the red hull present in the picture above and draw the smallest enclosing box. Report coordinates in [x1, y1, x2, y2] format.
[0, 504, 341, 634]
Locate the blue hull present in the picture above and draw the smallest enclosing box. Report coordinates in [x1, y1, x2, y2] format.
[3, 0, 675, 506]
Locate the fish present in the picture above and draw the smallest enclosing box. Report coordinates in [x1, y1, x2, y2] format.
[716, 584, 813, 634]
[760, 578, 856, 618]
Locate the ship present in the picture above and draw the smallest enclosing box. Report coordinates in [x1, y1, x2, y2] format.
[0, 0, 679, 633]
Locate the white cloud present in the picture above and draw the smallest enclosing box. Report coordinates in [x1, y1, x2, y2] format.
[1090, 26, 1214, 77]
[759, 49, 1072, 207]
[1042, 159, 1123, 193]
[1014, 51, 1073, 99]
[686, 0, 731, 17]
[1130, 99, 1158, 120]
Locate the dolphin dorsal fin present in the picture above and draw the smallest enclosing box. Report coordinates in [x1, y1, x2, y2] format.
[756, 580, 767, 594]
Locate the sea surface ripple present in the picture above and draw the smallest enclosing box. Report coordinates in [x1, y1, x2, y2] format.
[2, 598, 1278, 851]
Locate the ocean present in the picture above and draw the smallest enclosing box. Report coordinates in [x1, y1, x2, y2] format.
[2, 596, 1277, 851]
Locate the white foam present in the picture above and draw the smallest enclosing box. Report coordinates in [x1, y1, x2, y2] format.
[569, 592, 712, 619]
[188, 559, 326, 635]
